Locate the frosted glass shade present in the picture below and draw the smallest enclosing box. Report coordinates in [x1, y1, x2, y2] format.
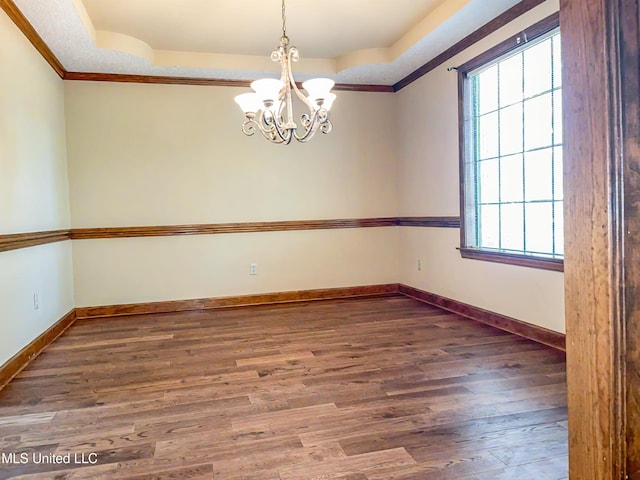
[312, 93, 336, 111]
[251, 78, 284, 103]
[302, 78, 335, 101]
[234, 93, 262, 114]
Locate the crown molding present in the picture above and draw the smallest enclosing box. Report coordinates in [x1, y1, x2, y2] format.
[63, 72, 394, 92]
[0, 0, 392, 92]
[393, 0, 548, 91]
[0, 0, 65, 77]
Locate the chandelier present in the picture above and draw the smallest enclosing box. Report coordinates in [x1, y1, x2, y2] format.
[234, 0, 336, 144]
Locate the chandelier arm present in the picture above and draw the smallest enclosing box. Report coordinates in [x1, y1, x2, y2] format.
[286, 48, 317, 114]
[259, 125, 285, 143]
[241, 118, 258, 136]
[272, 112, 294, 144]
[283, 59, 296, 129]
[293, 109, 329, 143]
[256, 110, 286, 144]
[261, 108, 294, 144]
[320, 119, 333, 134]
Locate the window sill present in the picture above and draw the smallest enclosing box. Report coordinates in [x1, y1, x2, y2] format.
[458, 247, 564, 272]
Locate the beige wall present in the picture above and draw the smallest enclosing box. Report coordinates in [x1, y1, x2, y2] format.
[396, 0, 565, 333]
[0, 9, 75, 365]
[72, 229, 398, 306]
[65, 82, 398, 226]
[64, 82, 400, 307]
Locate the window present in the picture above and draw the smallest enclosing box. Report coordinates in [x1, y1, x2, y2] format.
[458, 14, 563, 271]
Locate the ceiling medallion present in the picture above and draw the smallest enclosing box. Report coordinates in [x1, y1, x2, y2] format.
[234, 0, 336, 144]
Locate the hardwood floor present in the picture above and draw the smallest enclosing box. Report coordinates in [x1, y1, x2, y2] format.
[0, 295, 568, 479]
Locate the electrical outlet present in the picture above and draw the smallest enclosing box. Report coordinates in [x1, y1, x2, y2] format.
[33, 292, 39, 310]
[250, 263, 257, 275]
[417, 259, 422, 271]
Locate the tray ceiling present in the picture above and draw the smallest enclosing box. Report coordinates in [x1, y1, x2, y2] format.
[13, 0, 523, 85]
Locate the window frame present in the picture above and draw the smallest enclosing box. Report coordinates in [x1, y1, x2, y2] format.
[457, 12, 563, 272]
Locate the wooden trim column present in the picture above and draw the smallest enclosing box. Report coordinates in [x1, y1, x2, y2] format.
[561, 0, 640, 478]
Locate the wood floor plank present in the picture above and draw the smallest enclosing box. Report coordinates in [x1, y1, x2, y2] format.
[8, 464, 119, 480]
[114, 463, 214, 480]
[405, 423, 568, 462]
[0, 295, 568, 478]
[463, 455, 569, 479]
[0, 412, 54, 427]
[338, 406, 569, 457]
[277, 447, 416, 480]
[489, 432, 568, 466]
[365, 450, 506, 480]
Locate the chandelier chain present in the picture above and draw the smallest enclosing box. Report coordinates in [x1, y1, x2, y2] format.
[281, 0, 287, 41]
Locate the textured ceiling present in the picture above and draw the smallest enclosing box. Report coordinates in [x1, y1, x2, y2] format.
[81, 0, 444, 58]
[13, 0, 523, 85]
